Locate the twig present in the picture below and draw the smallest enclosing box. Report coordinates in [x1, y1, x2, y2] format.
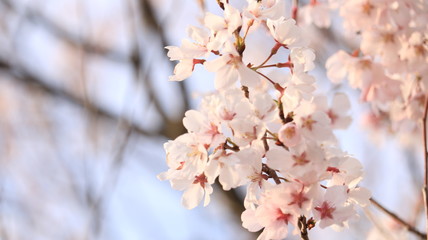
[252, 43, 281, 70]
[127, 0, 170, 122]
[422, 94, 428, 240]
[254, 70, 276, 86]
[370, 197, 427, 239]
[262, 163, 281, 185]
[139, 0, 190, 113]
[0, 59, 158, 138]
[87, 126, 133, 238]
[298, 215, 310, 240]
[26, 9, 131, 63]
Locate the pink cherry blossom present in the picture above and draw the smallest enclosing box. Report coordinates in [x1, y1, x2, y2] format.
[312, 185, 356, 228]
[277, 122, 301, 147]
[267, 17, 307, 48]
[160, 0, 372, 237]
[299, 1, 332, 28]
[242, 183, 297, 240]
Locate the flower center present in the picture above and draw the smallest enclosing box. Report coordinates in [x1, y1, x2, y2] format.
[315, 201, 336, 219]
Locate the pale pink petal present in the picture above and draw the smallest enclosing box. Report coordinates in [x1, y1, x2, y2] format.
[182, 184, 204, 209]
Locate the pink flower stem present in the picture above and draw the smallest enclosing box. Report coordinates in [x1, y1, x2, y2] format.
[243, 19, 254, 41]
[254, 70, 276, 86]
[292, 0, 299, 23]
[253, 43, 282, 70]
[255, 61, 293, 69]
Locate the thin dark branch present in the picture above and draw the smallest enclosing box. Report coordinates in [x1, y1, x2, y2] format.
[298, 215, 310, 240]
[87, 126, 133, 238]
[422, 94, 428, 240]
[262, 163, 281, 185]
[138, 0, 190, 113]
[126, 0, 169, 122]
[5, 0, 188, 129]
[371, 197, 427, 239]
[0, 59, 158, 137]
[26, 10, 132, 63]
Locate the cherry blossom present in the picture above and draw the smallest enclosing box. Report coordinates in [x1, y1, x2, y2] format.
[160, 0, 370, 237]
[267, 17, 307, 48]
[245, 0, 285, 20]
[299, 1, 331, 28]
[312, 185, 356, 228]
[242, 183, 298, 240]
[277, 122, 301, 147]
[324, 0, 428, 144]
[204, 42, 261, 89]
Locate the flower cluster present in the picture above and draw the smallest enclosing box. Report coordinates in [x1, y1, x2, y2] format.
[159, 0, 370, 239]
[322, 0, 428, 141]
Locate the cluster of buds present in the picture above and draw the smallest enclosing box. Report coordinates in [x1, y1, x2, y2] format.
[159, 0, 370, 239]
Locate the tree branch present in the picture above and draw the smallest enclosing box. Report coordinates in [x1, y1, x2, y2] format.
[422, 94, 428, 240]
[0, 58, 158, 138]
[138, 0, 190, 113]
[25, 8, 132, 63]
[371, 197, 427, 239]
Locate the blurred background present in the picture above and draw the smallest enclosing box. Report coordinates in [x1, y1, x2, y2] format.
[0, 0, 424, 239]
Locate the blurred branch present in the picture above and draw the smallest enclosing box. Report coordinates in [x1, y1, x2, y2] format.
[87, 126, 133, 239]
[0, 59, 158, 138]
[16, 0, 190, 137]
[371, 197, 427, 239]
[125, 0, 169, 123]
[25, 3, 182, 137]
[422, 94, 428, 240]
[138, 0, 190, 114]
[3, 0, 189, 139]
[26, 9, 132, 63]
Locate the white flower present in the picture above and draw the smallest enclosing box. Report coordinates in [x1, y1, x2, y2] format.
[235, 143, 268, 209]
[267, 17, 307, 48]
[204, 3, 242, 51]
[312, 185, 356, 228]
[325, 156, 364, 187]
[325, 50, 353, 84]
[299, 2, 332, 28]
[158, 133, 208, 181]
[204, 43, 261, 89]
[168, 59, 194, 81]
[399, 32, 428, 72]
[244, 0, 285, 20]
[277, 122, 301, 147]
[178, 173, 214, 209]
[229, 116, 265, 146]
[183, 109, 225, 147]
[339, 0, 381, 32]
[290, 47, 316, 73]
[281, 72, 316, 110]
[266, 143, 325, 179]
[315, 93, 352, 129]
[242, 183, 297, 240]
[347, 187, 371, 207]
[205, 150, 241, 191]
[294, 100, 335, 141]
[165, 26, 210, 81]
[360, 28, 401, 67]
